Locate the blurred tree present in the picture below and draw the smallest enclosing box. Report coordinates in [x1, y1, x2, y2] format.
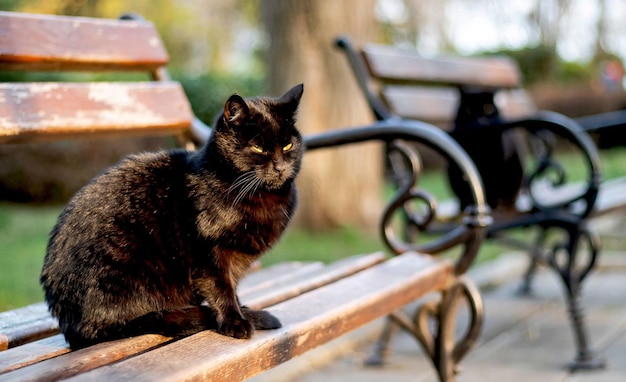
[261, 0, 383, 231]
[381, 0, 452, 52]
[527, 0, 570, 78]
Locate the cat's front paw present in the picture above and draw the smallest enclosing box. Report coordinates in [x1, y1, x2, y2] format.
[218, 313, 254, 339]
[241, 307, 282, 330]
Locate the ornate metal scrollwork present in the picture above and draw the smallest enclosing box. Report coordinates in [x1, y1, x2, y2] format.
[509, 112, 601, 217]
[544, 225, 600, 287]
[414, 277, 483, 376]
[380, 139, 491, 275]
[377, 277, 483, 380]
[304, 121, 491, 378]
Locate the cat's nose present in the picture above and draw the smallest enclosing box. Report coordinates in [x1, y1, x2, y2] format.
[273, 158, 287, 174]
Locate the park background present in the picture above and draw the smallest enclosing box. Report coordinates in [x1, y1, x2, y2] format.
[1, 0, 625, 310]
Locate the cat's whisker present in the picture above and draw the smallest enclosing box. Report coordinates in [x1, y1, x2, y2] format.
[228, 171, 256, 194]
[228, 172, 257, 205]
[231, 174, 262, 207]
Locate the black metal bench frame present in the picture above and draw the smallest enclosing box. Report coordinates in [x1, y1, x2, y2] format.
[335, 36, 615, 370]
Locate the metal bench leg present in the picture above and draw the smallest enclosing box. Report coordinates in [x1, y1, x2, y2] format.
[547, 225, 605, 370]
[386, 277, 483, 382]
[364, 315, 400, 366]
[365, 278, 483, 381]
[518, 249, 540, 295]
[518, 229, 548, 295]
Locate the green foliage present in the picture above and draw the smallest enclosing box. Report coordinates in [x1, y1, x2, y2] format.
[0, 0, 21, 10]
[483, 45, 596, 85]
[557, 61, 592, 83]
[484, 45, 558, 85]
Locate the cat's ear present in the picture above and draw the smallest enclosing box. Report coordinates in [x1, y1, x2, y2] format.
[277, 84, 304, 114]
[223, 94, 250, 126]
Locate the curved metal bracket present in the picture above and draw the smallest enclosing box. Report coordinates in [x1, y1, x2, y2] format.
[305, 119, 492, 275]
[413, 277, 483, 375]
[501, 111, 602, 218]
[383, 277, 484, 381]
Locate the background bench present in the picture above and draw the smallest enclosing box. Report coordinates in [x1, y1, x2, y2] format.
[336, 36, 624, 370]
[0, 11, 491, 381]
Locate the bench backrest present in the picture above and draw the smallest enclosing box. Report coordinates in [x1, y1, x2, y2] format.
[336, 37, 535, 128]
[0, 11, 195, 144]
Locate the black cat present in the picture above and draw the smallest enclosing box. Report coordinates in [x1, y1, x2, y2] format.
[41, 84, 304, 349]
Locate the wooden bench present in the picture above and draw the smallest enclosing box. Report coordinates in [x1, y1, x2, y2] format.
[0, 12, 490, 381]
[335, 36, 626, 370]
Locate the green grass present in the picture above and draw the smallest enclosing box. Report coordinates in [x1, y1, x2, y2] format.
[0, 204, 60, 310]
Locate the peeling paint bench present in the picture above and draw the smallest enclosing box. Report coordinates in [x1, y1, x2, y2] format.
[336, 37, 626, 370]
[0, 11, 490, 381]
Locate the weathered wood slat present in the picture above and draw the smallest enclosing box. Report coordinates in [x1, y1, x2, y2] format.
[383, 85, 458, 125]
[242, 253, 387, 309]
[0, 335, 69, 374]
[0, 303, 50, 336]
[363, 44, 522, 88]
[0, 334, 168, 381]
[0, 11, 168, 71]
[0, 254, 388, 375]
[7, 253, 451, 382]
[382, 86, 535, 125]
[0, 82, 193, 143]
[0, 261, 323, 352]
[0, 261, 316, 351]
[0, 303, 58, 351]
[238, 262, 325, 297]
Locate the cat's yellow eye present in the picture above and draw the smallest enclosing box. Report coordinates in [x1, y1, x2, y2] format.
[282, 142, 293, 152]
[251, 144, 264, 153]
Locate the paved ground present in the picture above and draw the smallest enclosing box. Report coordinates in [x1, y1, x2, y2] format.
[297, 256, 626, 382]
[251, 217, 626, 382]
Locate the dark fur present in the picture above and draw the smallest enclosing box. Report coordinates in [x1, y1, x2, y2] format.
[448, 91, 524, 210]
[41, 84, 304, 349]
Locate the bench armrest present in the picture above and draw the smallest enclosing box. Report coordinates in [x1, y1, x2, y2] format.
[305, 119, 491, 275]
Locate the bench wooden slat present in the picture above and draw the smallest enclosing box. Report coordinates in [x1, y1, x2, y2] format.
[0, 303, 50, 334]
[0, 254, 387, 374]
[0, 303, 57, 351]
[383, 85, 458, 126]
[0, 261, 326, 352]
[0, 262, 317, 352]
[9, 253, 451, 382]
[242, 252, 387, 309]
[0, 318, 58, 352]
[238, 261, 325, 297]
[0, 11, 168, 72]
[0, 335, 167, 382]
[363, 44, 522, 89]
[0, 335, 69, 374]
[382, 86, 536, 126]
[0, 82, 193, 143]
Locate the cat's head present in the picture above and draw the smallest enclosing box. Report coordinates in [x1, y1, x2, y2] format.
[212, 84, 304, 191]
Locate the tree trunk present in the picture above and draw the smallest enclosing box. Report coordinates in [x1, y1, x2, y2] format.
[261, 0, 382, 231]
